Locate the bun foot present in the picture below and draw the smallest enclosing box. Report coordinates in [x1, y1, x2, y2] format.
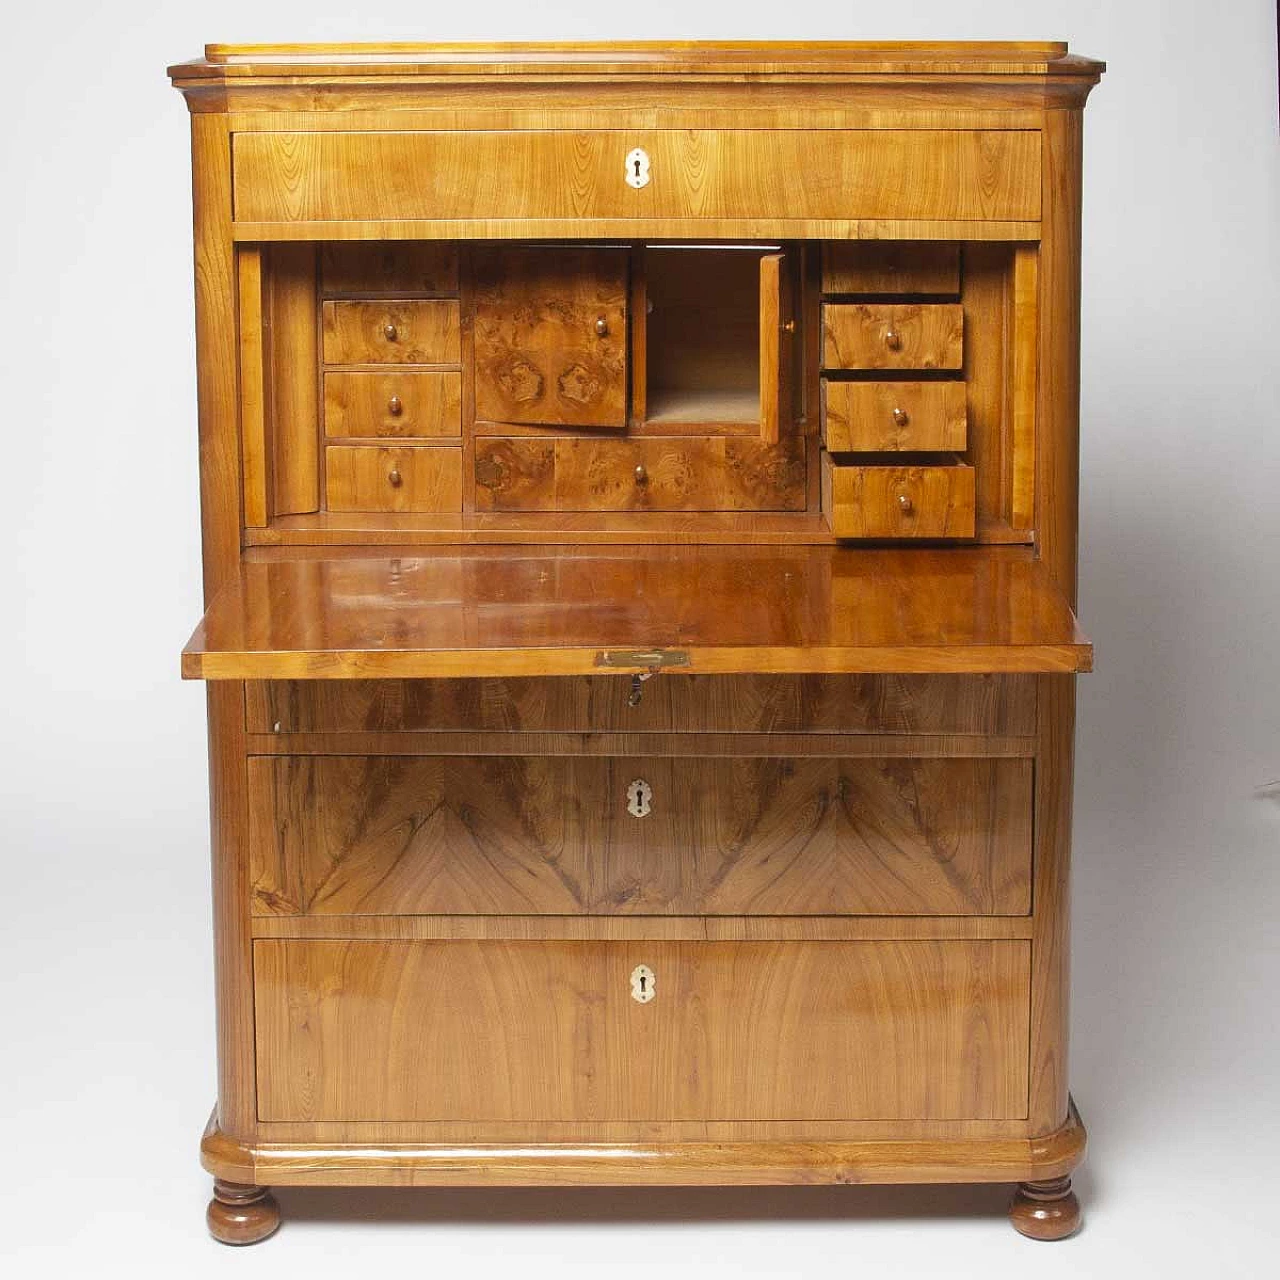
[1009, 1176, 1081, 1240]
[207, 1179, 280, 1245]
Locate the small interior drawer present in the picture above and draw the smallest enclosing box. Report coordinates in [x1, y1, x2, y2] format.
[822, 242, 961, 296]
[325, 444, 462, 512]
[474, 436, 806, 512]
[324, 371, 462, 439]
[321, 299, 461, 365]
[823, 452, 976, 539]
[320, 242, 459, 295]
[254, 937, 1031, 1122]
[822, 303, 963, 371]
[822, 381, 967, 452]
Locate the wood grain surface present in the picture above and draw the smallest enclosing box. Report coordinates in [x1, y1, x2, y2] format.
[472, 246, 628, 427]
[822, 381, 967, 452]
[182, 546, 1092, 679]
[822, 303, 964, 371]
[474, 437, 806, 512]
[254, 938, 1030, 1122]
[248, 754, 1031, 917]
[232, 130, 1042, 226]
[246, 673, 1036, 736]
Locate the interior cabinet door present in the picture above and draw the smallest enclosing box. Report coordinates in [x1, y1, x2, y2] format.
[759, 251, 794, 444]
[473, 247, 628, 427]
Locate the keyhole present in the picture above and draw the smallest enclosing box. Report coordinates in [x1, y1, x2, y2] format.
[630, 964, 656, 1003]
[633, 157, 642, 179]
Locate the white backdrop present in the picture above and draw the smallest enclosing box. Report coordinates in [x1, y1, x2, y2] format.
[2, 3, 1277, 1276]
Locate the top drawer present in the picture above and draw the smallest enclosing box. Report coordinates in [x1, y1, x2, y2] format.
[231, 130, 1042, 225]
[247, 674, 1035, 736]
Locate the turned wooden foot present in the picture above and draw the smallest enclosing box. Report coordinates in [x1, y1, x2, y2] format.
[207, 1179, 280, 1245]
[1009, 1176, 1081, 1240]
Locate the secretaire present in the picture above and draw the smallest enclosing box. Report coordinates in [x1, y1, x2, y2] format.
[168, 41, 1104, 1244]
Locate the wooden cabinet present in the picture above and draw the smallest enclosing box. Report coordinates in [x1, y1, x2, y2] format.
[170, 41, 1103, 1245]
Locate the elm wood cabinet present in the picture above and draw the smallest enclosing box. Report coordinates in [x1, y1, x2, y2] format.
[169, 41, 1103, 1245]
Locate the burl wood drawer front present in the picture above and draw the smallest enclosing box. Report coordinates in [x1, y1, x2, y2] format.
[822, 243, 962, 296]
[822, 382, 967, 453]
[823, 454, 977, 539]
[321, 300, 461, 365]
[324, 371, 462, 439]
[325, 446, 463, 512]
[246, 674, 1037, 736]
[231, 131, 1041, 225]
[248, 756, 1032, 917]
[474, 437, 807, 512]
[253, 939, 1031, 1122]
[320, 242, 459, 295]
[822, 303, 964, 371]
[473, 246, 628, 428]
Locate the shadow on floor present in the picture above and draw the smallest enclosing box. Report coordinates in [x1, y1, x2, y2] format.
[277, 1179, 1046, 1229]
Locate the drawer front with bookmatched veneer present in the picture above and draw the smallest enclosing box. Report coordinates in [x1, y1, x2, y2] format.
[474, 437, 806, 512]
[248, 754, 1032, 917]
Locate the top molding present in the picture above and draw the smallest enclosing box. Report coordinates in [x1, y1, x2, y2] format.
[169, 40, 1106, 85]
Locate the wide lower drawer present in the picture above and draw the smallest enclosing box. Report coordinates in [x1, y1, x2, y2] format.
[246, 674, 1037, 735]
[248, 755, 1032, 917]
[823, 453, 977, 539]
[233, 130, 1042, 226]
[474, 437, 806, 512]
[254, 938, 1031, 1122]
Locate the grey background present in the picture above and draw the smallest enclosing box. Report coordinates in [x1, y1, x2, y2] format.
[2, 2, 1276, 1275]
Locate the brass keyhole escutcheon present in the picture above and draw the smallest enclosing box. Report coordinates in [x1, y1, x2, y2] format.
[630, 964, 656, 1004]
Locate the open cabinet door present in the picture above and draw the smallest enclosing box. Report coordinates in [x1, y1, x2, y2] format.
[759, 251, 794, 445]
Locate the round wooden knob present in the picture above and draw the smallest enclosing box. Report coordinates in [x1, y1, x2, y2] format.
[897, 493, 913, 514]
[892, 406, 909, 427]
[383, 323, 398, 341]
[388, 395, 403, 416]
[388, 467, 403, 488]
[884, 329, 902, 351]
[634, 464, 648, 484]
[595, 316, 610, 338]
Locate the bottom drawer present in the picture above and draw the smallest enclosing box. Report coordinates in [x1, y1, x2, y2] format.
[254, 938, 1030, 1123]
[822, 452, 976, 539]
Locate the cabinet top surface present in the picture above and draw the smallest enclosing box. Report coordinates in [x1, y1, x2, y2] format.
[169, 40, 1104, 84]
